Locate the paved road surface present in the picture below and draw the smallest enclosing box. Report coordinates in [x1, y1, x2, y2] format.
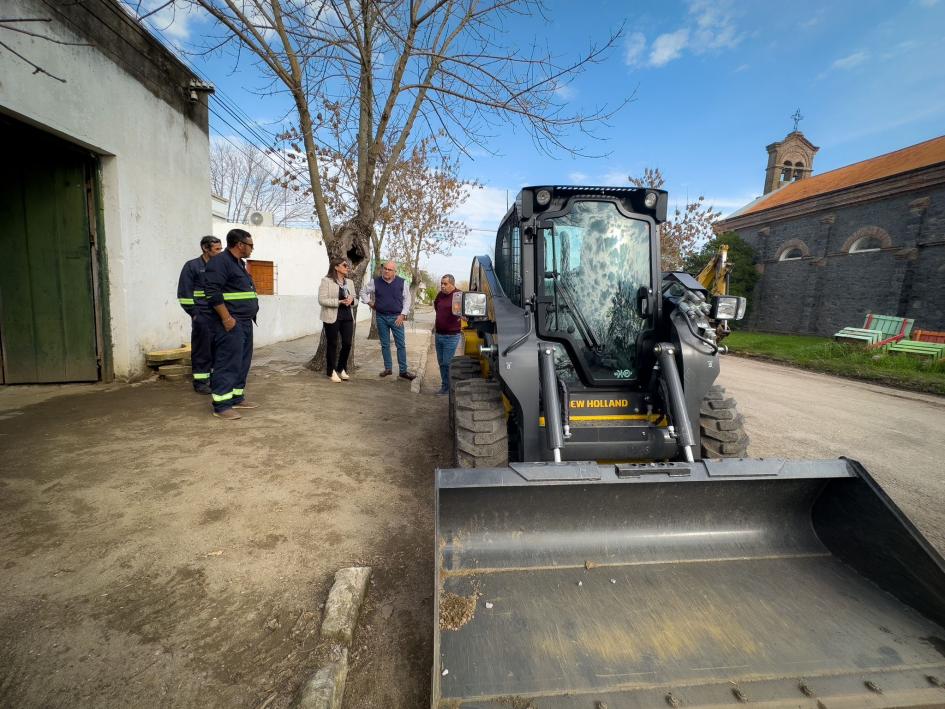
[718, 355, 945, 553]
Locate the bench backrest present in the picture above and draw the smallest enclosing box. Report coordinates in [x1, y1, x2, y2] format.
[863, 313, 915, 338]
[915, 329, 945, 344]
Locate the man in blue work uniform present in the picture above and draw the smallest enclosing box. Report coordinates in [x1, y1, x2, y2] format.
[204, 228, 260, 420]
[177, 235, 222, 394]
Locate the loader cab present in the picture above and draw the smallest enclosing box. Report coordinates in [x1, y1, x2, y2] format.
[496, 186, 667, 386]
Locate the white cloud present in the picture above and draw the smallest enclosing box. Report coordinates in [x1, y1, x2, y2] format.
[636, 1, 740, 69]
[688, 0, 739, 52]
[601, 169, 631, 185]
[734, 63, 750, 72]
[918, 0, 940, 7]
[553, 82, 576, 101]
[624, 32, 647, 66]
[649, 29, 690, 67]
[130, 0, 202, 41]
[450, 185, 511, 232]
[704, 192, 760, 216]
[831, 51, 869, 70]
[569, 171, 589, 182]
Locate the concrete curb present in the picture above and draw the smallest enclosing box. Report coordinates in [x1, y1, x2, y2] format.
[293, 566, 371, 709]
[292, 647, 348, 709]
[320, 566, 372, 644]
[411, 328, 433, 394]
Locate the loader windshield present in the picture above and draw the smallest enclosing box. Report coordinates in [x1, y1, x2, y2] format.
[541, 200, 650, 382]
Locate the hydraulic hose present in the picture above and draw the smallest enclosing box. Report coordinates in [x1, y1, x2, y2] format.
[557, 376, 571, 439]
[654, 343, 695, 462]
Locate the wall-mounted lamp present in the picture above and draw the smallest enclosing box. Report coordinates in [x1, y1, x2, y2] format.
[188, 79, 215, 103]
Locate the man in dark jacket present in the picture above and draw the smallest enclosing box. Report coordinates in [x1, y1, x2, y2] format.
[360, 260, 415, 380]
[433, 274, 464, 394]
[177, 235, 222, 394]
[204, 228, 259, 420]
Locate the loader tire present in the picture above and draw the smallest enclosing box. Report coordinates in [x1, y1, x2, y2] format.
[453, 379, 508, 468]
[699, 385, 750, 458]
[448, 356, 481, 432]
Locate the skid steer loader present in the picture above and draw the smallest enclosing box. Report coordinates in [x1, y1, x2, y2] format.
[433, 185, 945, 708]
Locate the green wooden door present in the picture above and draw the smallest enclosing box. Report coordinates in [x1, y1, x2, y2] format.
[0, 140, 99, 383]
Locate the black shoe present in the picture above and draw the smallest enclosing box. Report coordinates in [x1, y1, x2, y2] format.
[399, 371, 416, 381]
[194, 384, 211, 395]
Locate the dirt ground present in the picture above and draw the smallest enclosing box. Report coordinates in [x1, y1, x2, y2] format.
[5, 326, 945, 709]
[0, 316, 448, 708]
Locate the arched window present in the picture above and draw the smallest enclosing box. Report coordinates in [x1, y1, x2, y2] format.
[781, 163, 793, 183]
[842, 226, 892, 254]
[794, 161, 805, 180]
[849, 236, 883, 253]
[776, 239, 810, 261]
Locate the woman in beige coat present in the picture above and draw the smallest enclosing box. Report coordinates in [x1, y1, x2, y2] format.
[318, 258, 356, 382]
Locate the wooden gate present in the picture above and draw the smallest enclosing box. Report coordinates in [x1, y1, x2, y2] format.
[0, 123, 101, 383]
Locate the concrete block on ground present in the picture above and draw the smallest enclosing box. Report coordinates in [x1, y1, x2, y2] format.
[292, 646, 348, 709]
[411, 330, 432, 393]
[320, 566, 371, 645]
[145, 345, 191, 366]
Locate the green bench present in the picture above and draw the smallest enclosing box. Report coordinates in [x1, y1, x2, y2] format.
[834, 313, 914, 347]
[886, 328, 945, 360]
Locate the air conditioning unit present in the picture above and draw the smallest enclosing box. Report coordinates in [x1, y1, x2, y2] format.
[248, 210, 274, 227]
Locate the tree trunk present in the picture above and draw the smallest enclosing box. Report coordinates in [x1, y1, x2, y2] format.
[367, 309, 379, 340]
[305, 220, 371, 373]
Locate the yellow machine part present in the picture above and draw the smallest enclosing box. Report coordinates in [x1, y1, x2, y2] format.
[696, 243, 733, 296]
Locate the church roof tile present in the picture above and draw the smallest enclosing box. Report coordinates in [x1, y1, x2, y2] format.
[735, 134, 945, 218]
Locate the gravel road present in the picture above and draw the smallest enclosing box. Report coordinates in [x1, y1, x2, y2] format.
[718, 355, 945, 553]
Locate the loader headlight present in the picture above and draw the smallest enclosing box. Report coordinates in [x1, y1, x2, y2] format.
[535, 189, 552, 207]
[461, 292, 488, 318]
[712, 295, 747, 321]
[644, 191, 658, 209]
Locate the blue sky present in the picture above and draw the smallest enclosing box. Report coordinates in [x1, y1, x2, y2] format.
[138, 0, 945, 279]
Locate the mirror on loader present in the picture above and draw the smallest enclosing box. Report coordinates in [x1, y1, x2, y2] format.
[451, 290, 487, 319]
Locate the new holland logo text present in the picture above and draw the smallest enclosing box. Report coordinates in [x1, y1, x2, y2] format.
[570, 399, 630, 409]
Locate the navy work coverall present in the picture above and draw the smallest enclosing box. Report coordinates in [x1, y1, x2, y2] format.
[204, 250, 259, 412]
[176, 256, 214, 389]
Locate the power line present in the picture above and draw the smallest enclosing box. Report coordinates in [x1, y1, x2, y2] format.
[75, 1, 296, 177]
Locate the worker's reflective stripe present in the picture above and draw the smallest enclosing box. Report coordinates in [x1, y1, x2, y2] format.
[222, 291, 257, 301]
[212, 391, 234, 402]
[178, 297, 195, 305]
[233, 388, 244, 396]
[193, 290, 206, 297]
[193, 373, 210, 380]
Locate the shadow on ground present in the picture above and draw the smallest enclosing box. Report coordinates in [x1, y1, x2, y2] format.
[0, 322, 447, 708]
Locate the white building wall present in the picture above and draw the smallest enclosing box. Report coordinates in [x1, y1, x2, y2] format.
[1, 0, 210, 380]
[213, 223, 330, 346]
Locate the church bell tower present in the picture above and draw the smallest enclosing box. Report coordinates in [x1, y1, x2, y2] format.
[763, 110, 819, 194]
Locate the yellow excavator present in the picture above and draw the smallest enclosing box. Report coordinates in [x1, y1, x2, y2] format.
[433, 185, 945, 708]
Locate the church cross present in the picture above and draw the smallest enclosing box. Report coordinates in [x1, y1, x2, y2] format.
[791, 109, 804, 132]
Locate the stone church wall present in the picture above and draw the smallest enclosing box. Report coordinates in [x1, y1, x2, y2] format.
[734, 184, 945, 336]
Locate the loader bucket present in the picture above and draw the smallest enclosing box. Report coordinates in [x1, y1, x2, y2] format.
[432, 459, 945, 708]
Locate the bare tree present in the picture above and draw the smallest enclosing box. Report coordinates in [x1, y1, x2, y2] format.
[386, 137, 475, 317]
[210, 139, 312, 225]
[185, 0, 626, 369]
[629, 167, 721, 271]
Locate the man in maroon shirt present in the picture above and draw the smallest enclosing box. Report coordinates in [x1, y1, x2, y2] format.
[432, 274, 464, 395]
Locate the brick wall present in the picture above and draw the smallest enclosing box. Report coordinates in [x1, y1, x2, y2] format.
[734, 184, 945, 335]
